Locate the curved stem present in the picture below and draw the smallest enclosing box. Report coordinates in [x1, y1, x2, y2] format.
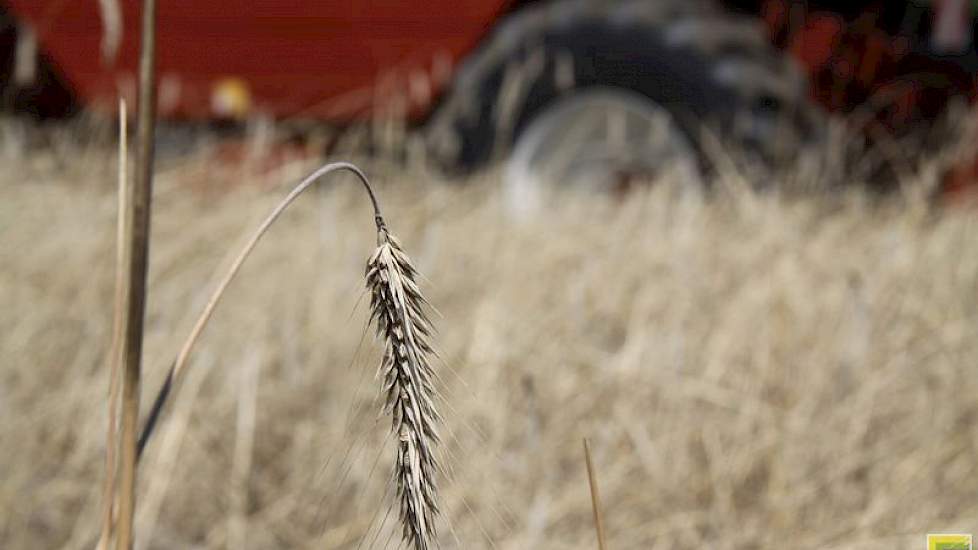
[137, 161, 383, 458]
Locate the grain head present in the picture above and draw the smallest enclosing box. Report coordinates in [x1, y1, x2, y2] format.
[366, 224, 442, 550]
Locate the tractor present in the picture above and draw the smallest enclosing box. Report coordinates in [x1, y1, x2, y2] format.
[1, 0, 976, 194]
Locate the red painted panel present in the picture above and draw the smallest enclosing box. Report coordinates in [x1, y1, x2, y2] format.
[4, 1, 512, 120]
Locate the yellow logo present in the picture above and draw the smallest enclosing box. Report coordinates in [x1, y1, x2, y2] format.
[928, 534, 972, 550]
[211, 78, 252, 119]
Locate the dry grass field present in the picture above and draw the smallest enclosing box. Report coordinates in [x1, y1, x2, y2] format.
[2, 138, 978, 549]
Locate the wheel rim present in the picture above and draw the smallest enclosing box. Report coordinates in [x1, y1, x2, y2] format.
[504, 88, 702, 215]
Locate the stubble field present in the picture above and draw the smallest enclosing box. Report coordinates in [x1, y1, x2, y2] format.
[2, 139, 977, 549]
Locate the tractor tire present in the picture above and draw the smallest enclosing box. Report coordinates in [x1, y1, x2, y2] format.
[426, 0, 824, 178]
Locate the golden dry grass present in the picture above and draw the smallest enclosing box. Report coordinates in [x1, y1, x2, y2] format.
[2, 147, 978, 549]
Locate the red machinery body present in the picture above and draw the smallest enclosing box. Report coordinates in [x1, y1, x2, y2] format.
[3, 1, 512, 120]
[5, 0, 978, 127]
[6, 0, 978, 197]
[759, 0, 978, 132]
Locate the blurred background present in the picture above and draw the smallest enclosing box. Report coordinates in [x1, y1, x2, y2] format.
[2, 1, 978, 549]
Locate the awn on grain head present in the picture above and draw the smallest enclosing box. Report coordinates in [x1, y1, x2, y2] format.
[133, 162, 442, 550]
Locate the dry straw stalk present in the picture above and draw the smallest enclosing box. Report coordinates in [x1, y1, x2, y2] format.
[116, 0, 158, 547]
[96, 99, 128, 550]
[583, 438, 608, 550]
